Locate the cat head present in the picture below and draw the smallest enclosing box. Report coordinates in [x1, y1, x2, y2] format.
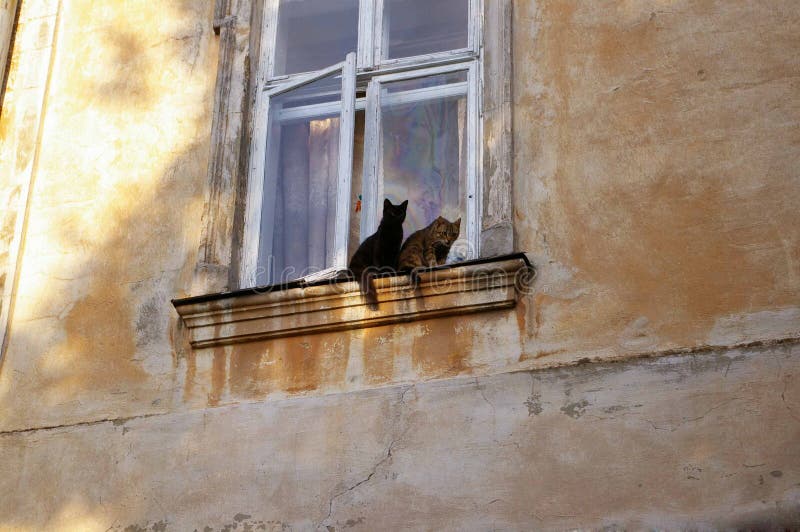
[383, 198, 408, 223]
[432, 216, 461, 243]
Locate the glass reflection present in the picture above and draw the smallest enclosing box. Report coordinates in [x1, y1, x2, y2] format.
[384, 0, 469, 60]
[274, 0, 359, 76]
[380, 71, 468, 241]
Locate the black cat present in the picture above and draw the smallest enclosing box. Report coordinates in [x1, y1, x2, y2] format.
[348, 198, 407, 305]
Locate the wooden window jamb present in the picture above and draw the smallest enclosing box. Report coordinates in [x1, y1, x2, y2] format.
[357, 0, 376, 70]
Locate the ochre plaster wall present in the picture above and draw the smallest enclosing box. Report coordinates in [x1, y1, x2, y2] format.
[0, 0, 218, 430]
[515, 0, 800, 361]
[0, 0, 798, 528]
[2, 0, 797, 427]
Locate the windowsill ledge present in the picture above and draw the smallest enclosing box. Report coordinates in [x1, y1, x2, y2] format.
[172, 253, 535, 348]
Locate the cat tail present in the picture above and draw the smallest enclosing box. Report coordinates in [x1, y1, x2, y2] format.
[363, 269, 379, 310]
[353, 266, 379, 310]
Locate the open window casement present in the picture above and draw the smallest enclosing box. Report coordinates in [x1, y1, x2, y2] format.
[243, 54, 357, 287]
[361, 62, 480, 262]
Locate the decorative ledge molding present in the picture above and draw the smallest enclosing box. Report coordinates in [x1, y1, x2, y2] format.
[172, 254, 535, 348]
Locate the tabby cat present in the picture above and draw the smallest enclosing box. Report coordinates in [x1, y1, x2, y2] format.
[348, 199, 408, 303]
[398, 216, 461, 270]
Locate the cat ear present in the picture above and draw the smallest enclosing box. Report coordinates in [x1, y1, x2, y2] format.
[454, 218, 461, 229]
[400, 200, 408, 209]
[384, 198, 391, 209]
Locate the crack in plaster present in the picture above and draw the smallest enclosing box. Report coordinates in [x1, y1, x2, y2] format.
[475, 376, 496, 414]
[319, 432, 409, 530]
[0, 411, 166, 437]
[318, 389, 414, 530]
[399, 383, 416, 405]
[644, 397, 746, 432]
[322, 434, 404, 527]
[781, 377, 800, 424]
[515, 336, 800, 376]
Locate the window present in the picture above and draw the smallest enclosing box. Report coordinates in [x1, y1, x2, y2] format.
[242, 0, 485, 287]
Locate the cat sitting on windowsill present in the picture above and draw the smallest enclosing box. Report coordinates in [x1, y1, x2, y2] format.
[347, 199, 408, 307]
[296, 204, 462, 307]
[398, 216, 461, 271]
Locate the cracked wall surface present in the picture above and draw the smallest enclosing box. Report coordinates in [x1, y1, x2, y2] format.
[1, 341, 798, 529]
[0, 0, 798, 528]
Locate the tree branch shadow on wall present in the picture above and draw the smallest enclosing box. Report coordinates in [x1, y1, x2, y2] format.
[0, 0, 233, 528]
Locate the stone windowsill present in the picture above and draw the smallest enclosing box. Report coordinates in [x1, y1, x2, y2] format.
[172, 253, 535, 348]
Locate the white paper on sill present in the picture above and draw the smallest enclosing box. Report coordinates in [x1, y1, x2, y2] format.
[298, 267, 344, 284]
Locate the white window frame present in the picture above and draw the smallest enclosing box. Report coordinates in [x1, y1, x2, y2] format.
[242, 0, 483, 288]
[243, 54, 357, 286]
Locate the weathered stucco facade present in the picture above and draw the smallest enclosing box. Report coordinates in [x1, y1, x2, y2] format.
[0, 0, 798, 529]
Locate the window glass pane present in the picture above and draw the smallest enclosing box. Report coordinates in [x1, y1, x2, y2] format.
[274, 0, 359, 76]
[258, 74, 343, 285]
[280, 74, 342, 109]
[380, 71, 468, 260]
[384, 0, 469, 60]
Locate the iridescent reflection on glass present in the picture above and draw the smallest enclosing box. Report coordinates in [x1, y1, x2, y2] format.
[380, 71, 467, 247]
[384, 0, 469, 59]
[274, 0, 358, 76]
[258, 74, 343, 285]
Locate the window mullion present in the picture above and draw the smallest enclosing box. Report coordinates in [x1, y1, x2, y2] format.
[265, 60, 346, 98]
[333, 52, 358, 269]
[373, 0, 385, 66]
[261, 0, 279, 81]
[469, 0, 482, 54]
[360, 78, 381, 239]
[381, 82, 467, 106]
[370, 61, 473, 83]
[357, 0, 375, 70]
